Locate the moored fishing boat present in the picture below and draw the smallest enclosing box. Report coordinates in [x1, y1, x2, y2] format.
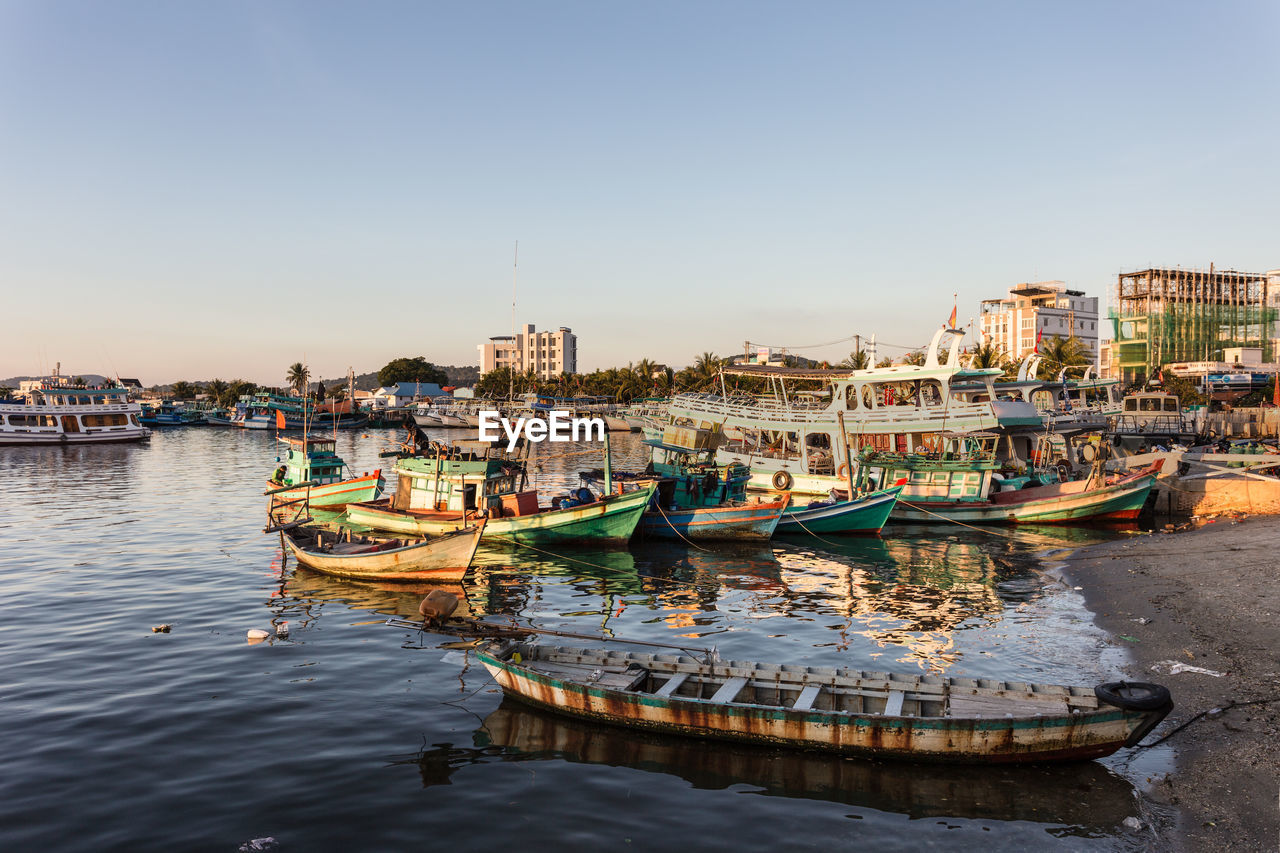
[636, 426, 789, 541]
[477, 642, 1174, 764]
[280, 521, 485, 582]
[345, 436, 656, 544]
[855, 434, 1163, 524]
[0, 383, 150, 445]
[774, 484, 903, 536]
[266, 436, 384, 509]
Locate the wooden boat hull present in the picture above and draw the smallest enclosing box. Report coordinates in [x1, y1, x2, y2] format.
[282, 523, 484, 581]
[775, 486, 902, 535]
[267, 471, 384, 508]
[478, 643, 1173, 764]
[640, 497, 789, 541]
[348, 483, 657, 544]
[484, 484, 656, 545]
[344, 499, 467, 536]
[892, 466, 1159, 525]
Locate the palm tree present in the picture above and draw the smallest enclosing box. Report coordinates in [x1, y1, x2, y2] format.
[968, 342, 1006, 371]
[1036, 335, 1090, 379]
[840, 349, 870, 370]
[206, 378, 229, 405]
[286, 362, 310, 396]
[876, 356, 894, 368]
[901, 351, 927, 366]
[692, 352, 722, 389]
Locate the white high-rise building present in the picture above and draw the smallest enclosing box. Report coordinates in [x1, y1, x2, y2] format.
[979, 281, 1099, 366]
[477, 323, 577, 379]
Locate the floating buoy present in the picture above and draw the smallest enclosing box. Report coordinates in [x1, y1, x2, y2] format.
[419, 589, 460, 623]
[151, 624, 171, 633]
[247, 628, 270, 641]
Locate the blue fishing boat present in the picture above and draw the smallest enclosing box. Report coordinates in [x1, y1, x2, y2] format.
[636, 427, 789, 541]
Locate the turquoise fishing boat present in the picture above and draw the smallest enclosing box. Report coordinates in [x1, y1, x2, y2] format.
[636, 427, 789, 541]
[266, 437, 384, 509]
[774, 484, 903, 536]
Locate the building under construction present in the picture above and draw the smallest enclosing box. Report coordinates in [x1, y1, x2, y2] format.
[1109, 266, 1276, 384]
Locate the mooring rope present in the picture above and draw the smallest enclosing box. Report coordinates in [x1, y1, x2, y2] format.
[652, 503, 714, 552]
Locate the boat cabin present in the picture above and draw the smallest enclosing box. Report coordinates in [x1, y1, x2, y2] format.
[391, 442, 526, 515]
[277, 437, 347, 486]
[646, 426, 751, 509]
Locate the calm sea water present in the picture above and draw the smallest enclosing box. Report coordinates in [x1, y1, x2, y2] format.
[0, 428, 1171, 852]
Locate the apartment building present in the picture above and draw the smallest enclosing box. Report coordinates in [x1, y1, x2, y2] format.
[477, 323, 577, 379]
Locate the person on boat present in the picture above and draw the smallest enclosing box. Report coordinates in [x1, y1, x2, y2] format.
[273, 465, 286, 484]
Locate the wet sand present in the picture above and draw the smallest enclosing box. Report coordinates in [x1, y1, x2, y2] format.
[1062, 517, 1280, 851]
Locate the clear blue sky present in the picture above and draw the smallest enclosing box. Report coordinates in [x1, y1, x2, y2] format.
[2, 1, 1276, 385]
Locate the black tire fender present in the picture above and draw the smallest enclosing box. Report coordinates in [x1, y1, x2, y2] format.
[771, 469, 793, 491]
[1094, 681, 1172, 712]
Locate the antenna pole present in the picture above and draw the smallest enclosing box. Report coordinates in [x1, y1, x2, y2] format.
[510, 240, 518, 401]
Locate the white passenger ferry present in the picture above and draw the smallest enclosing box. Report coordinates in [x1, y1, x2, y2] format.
[0, 384, 151, 445]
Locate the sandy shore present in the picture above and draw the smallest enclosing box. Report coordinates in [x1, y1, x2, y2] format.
[1062, 516, 1280, 851]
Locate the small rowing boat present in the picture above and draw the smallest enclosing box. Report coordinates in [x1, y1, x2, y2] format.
[281, 520, 485, 582]
[477, 642, 1173, 764]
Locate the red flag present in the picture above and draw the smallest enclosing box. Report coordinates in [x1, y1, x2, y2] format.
[1273, 375, 1280, 408]
[947, 304, 957, 329]
[1035, 326, 1043, 351]
[275, 409, 286, 429]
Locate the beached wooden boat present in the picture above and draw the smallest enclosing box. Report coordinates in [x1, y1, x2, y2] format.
[774, 485, 903, 536]
[477, 642, 1173, 764]
[281, 521, 485, 581]
[887, 460, 1162, 524]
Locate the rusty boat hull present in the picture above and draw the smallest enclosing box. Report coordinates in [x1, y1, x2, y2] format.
[477, 643, 1172, 764]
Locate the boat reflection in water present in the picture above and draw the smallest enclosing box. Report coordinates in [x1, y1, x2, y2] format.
[395, 700, 1140, 833]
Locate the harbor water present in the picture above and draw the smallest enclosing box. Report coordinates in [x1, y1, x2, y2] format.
[1, 428, 1171, 851]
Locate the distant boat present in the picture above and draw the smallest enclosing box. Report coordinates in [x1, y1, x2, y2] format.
[0, 384, 150, 446]
[478, 642, 1174, 764]
[281, 521, 485, 582]
[266, 437, 384, 509]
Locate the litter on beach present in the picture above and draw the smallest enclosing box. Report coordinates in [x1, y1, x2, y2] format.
[1151, 660, 1225, 677]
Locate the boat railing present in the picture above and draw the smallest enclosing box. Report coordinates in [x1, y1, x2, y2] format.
[671, 393, 998, 429]
[1108, 413, 1197, 435]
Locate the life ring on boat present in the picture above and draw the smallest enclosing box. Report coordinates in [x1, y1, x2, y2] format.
[1094, 681, 1172, 712]
[836, 463, 849, 480]
[771, 470, 793, 491]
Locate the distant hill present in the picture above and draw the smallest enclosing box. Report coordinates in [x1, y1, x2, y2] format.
[1, 373, 111, 388]
[317, 365, 479, 391]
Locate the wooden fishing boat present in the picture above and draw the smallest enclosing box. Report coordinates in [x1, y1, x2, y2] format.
[477, 642, 1174, 764]
[344, 437, 656, 545]
[266, 437, 384, 509]
[774, 484, 903, 536]
[641, 496, 791, 541]
[281, 521, 485, 581]
[349, 482, 657, 544]
[634, 427, 790, 541]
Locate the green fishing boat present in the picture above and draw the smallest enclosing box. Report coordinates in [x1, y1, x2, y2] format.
[344, 438, 654, 545]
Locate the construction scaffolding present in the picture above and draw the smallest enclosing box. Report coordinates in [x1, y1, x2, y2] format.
[1108, 266, 1274, 384]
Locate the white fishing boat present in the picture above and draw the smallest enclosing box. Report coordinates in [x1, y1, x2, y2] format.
[0, 383, 150, 445]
